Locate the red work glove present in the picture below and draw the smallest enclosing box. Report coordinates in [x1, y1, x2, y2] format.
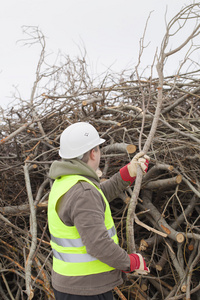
[128, 152, 150, 177]
[124, 253, 150, 275]
[120, 152, 150, 184]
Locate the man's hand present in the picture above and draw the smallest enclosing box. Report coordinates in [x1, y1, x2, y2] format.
[127, 151, 150, 177]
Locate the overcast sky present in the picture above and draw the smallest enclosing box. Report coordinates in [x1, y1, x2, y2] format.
[0, 0, 194, 109]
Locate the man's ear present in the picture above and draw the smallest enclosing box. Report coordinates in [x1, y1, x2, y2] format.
[89, 149, 95, 161]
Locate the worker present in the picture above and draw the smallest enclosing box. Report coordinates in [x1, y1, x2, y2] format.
[48, 122, 150, 300]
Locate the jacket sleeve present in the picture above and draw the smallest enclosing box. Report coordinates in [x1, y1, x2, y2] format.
[58, 181, 130, 271]
[100, 172, 131, 203]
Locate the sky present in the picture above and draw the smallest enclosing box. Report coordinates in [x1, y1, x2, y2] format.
[0, 0, 196, 109]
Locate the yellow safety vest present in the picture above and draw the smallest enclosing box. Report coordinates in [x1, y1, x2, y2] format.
[48, 175, 119, 276]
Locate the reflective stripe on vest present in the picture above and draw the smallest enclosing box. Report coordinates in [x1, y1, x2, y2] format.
[53, 249, 97, 263]
[48, 174, 118, 276]
[51, 225, 116, 249]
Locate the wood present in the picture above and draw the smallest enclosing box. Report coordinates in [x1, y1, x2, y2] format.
[135, 216, 168, 238]
[155, 264, 162, 271]
[1, 7, 200, 298]
[139, 239, 149, 251]
[176, 232, 185, 243]
[143, 175, 182, 190]
[113, 287, 127, 300]
[102, 143, 136, 154]
[126, 144, 137, 154]
[141, 190, 185, 243]
[82, 97, 104, 106]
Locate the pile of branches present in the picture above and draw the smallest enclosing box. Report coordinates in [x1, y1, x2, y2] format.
[0, 70, 200, 299]
[0, 4, 200, 298]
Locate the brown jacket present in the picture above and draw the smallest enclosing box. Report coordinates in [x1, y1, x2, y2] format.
[48, 159, 131, 295]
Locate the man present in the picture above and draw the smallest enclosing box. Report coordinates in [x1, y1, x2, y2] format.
[48, 122, 150, 300]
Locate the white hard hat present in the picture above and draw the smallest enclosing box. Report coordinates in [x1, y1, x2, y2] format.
[59, 122, 106, 159]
